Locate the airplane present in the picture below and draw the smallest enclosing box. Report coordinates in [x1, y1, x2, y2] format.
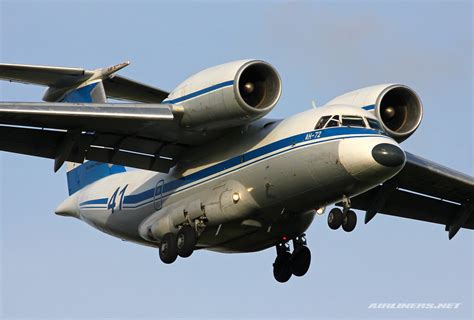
[0, 59, 473, 283]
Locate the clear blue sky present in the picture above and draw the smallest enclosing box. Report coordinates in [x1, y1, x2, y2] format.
[0, 1, 472, 319]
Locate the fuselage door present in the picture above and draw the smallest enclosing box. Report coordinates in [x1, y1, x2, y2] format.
[154, 179, 164, 210]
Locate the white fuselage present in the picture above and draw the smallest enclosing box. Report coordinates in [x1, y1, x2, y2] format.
[57, 105, 403, 253]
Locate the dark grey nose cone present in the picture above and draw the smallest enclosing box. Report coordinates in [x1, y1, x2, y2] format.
[372, 143, 405, 167]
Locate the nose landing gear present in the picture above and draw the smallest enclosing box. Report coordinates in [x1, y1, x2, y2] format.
[272, 235, 311, 283]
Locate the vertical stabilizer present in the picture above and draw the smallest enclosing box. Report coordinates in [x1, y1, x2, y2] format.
[66, 162, 126, 195]
[59, 66, 128, 195]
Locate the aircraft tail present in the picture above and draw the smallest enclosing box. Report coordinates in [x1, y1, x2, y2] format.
[55, 65, 128, 195]
[0, 61, 169, 195]
[66, 162, 126, 195]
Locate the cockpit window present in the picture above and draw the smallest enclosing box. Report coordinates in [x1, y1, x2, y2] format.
[315, 115, 377, 130]
[341, 115, 365, 128]
[325, 115, 341, 128]
[367, 118, 382, 130]
[315, 115, 331, 129]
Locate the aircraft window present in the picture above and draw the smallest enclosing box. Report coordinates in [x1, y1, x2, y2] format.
[315, 116, 331, 129]
[325, 115, 340, 128]
[341, 115, 366, 128]
[367, 118, 382, 130]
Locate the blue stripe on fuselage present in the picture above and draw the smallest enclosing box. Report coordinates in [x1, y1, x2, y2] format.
[79, 127, 386, 208]
[80, 198, 108, 206]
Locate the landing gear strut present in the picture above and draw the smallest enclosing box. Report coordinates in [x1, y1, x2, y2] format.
[327, 196, 357, 232]
[272, 234, 311, 283]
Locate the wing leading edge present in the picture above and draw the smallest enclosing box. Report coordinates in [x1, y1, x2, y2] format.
[342, 152, 474, 239]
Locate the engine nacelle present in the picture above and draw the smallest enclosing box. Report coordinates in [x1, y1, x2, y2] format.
[165, 60, 282, 130]
[325, 84, 423, 142]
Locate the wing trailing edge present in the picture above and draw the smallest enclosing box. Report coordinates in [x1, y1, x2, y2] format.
[341, 152, 474, 239]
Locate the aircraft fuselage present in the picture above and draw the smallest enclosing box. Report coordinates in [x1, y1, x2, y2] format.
[57, 105, 404, 253]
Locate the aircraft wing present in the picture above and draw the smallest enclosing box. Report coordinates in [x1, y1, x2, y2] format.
[342, 152, 474, 239]
[0, 63, 169, 103]
[0, 102, 192, 172]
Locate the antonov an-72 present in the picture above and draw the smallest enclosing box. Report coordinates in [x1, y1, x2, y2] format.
[0, 60, 472, 282]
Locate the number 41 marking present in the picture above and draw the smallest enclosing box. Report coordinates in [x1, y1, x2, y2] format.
[108, 185, 128, 213]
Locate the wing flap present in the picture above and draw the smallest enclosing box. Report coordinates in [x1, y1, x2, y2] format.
[392, 152, 473, 204]
[86, 147, 174, 172]
[0, 126, 86, 163]
[0, 125, 182, 173]
[349, 187, 473, 229]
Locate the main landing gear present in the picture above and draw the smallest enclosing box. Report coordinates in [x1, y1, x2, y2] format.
[327, 196, 357, 232]
[273, 235, 311, 283]
[328, 208, 357, 232]
[159, 225, 198, 264]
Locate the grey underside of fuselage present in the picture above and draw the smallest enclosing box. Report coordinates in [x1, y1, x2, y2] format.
[101, 138, 367, 253]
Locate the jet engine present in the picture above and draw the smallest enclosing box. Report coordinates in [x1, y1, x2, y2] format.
[375, 85, 423, 142]
[326, 84, 423, 142]
[165, 60, 282, 130]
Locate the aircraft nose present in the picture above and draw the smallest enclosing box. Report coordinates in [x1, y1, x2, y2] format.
[338, 137, 405, 183]
[371, 143, 405, 167]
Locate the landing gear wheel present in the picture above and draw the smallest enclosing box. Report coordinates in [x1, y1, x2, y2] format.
[177, 225, 197, 258]
[291, 245, 311, 277]
[328, 208, 343, 230]
[273, 252, 292, 283]
[342, 210, 357, 232]
[159, 233, 178, 264]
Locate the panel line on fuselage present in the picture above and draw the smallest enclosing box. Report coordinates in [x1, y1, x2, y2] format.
[79, 127, 388, 210]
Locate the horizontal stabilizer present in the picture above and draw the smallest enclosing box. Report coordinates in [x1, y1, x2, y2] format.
[0, 63, 91, 87]
[0, 62, 170, 103]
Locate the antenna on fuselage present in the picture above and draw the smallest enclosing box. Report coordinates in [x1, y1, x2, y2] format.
[311, 100, 317, 109]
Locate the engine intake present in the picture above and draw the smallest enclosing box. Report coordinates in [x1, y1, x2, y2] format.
[376, 85, 423, 142]
[236, 61, 281, 111]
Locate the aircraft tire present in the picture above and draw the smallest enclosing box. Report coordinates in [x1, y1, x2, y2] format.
[291, 245, 311, 277]
[328, 208, 343, 230]
[159, 233, 178, 264]
[177, 225, 197, 258]
[342, 210, 357, 232]
[273, 252, 292, 283]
